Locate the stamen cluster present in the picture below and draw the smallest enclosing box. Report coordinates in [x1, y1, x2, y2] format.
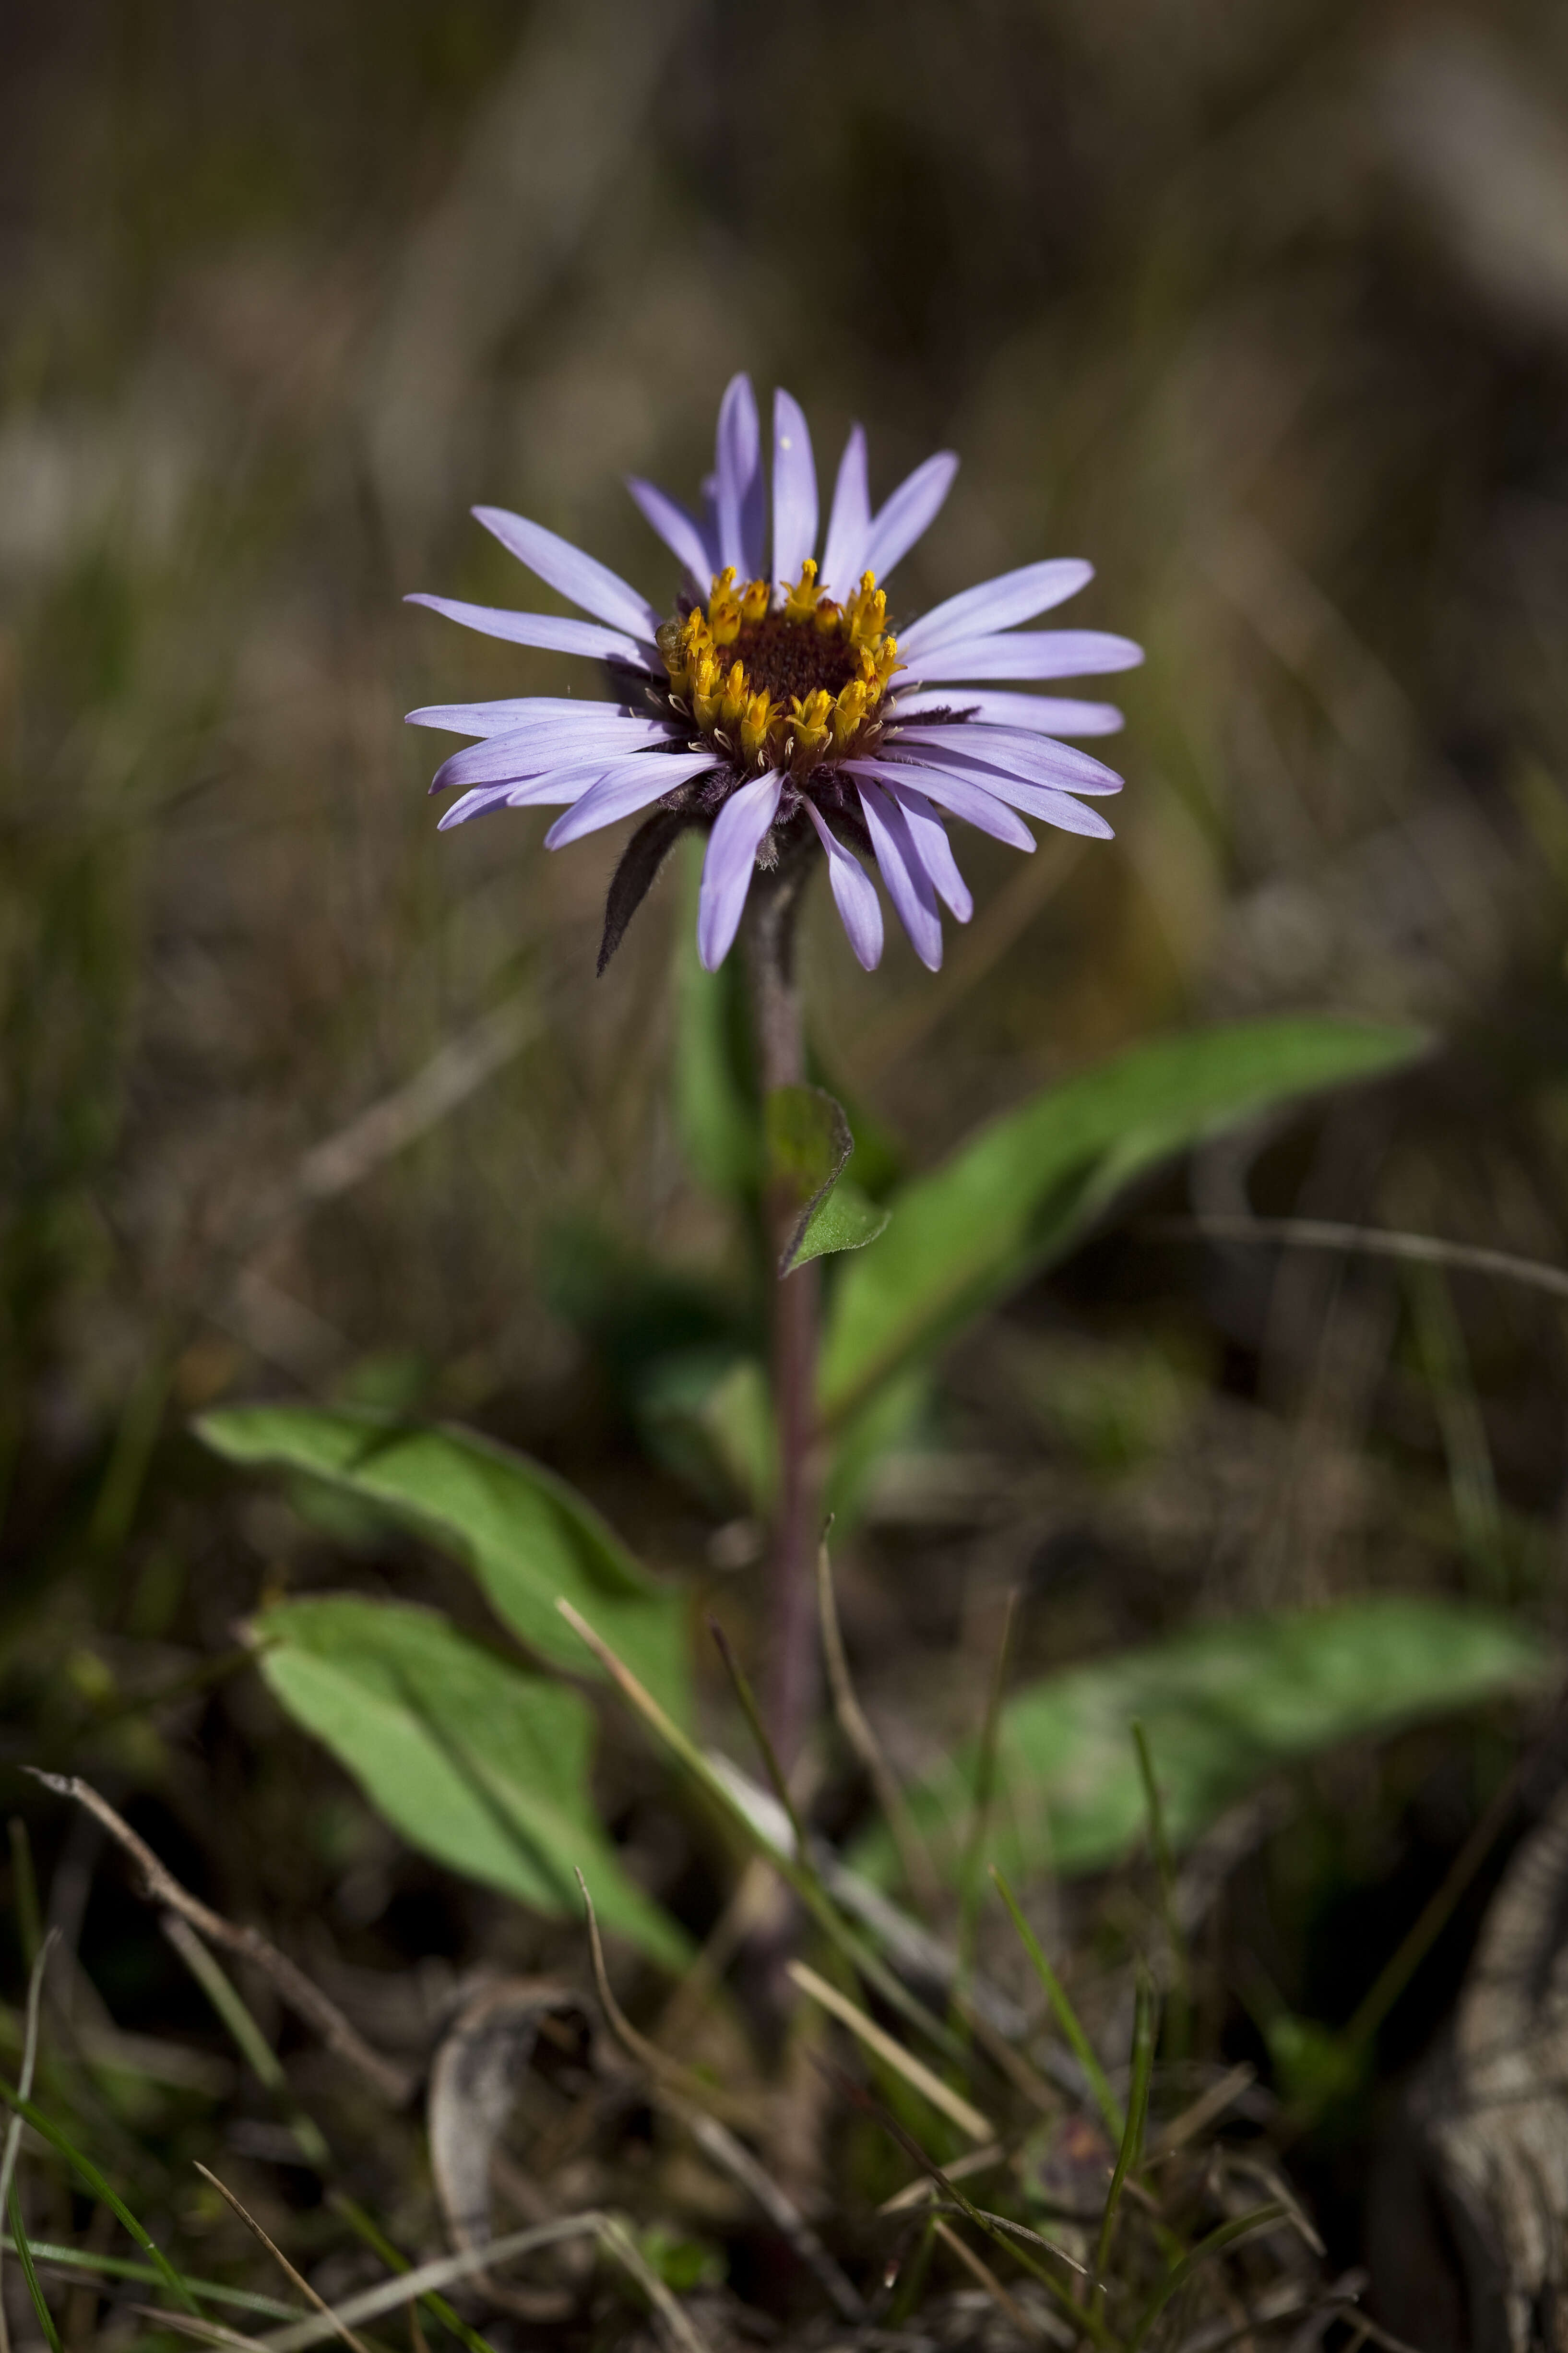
[657, 561, 901, 776]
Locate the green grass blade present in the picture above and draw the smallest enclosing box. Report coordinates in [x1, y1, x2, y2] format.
[10, 2186, 64, 2353]
[0, 2073, 199, 2313]
[26, 2245, 299, 2321]
[989, 1866, 1123, 2139]
[1092, 1970, 1154, 2318]
[1128, 2205, 1287, 2352]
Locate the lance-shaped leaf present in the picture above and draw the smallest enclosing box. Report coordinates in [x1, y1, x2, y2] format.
[850, 1597, 1551, 1888]
[598, 805, 699, 975]
[819, 1017, 1428, 1428]
[767, 1085, 891, 1274]
[255, 1595, 688, 1966]
[198, 1406, 691, 1724]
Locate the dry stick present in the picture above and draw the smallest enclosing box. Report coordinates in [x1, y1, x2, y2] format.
[128, 2304, 271, 2353]
[932, 2219, 1050, 2344]
[573, 1874, 762, 2133]
[816, 1538, 942, 1916]
[194, 2168, 374, 2353]
[787, 1961, 994, 2144]
[26, 1775, 412, 2106]
[1144, 1213, 1568, 1307]
[665, 2099, 864, 2323]
[0, 1932, 57, 2353]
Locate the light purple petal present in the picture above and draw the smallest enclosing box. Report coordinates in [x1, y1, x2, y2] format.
[899, 560, 1093, 661]
[803, 799, 883, 971]
[472, 508, 660, 641]
[909, 761, 1116, 838]
[889, 723, 1122, 795]
[864, 451, 959, 582]
[883, 783, 972, 921]
[544, 752, 720, 848]
[855, 780, 944, 971]
[843, 758, 1035, 851]
[714, 373, 764, 579]
[820, 424, 869, 596]
[406, 594, 650, 668]
[697, 771, 784, 971]
[627, 476, 718, 592]
[906, 629, 1144, 682]
[889, 687, 1125, 737]
[437, 785, 520, 831]
[407, 696, 650, 738]
[771, 388, 819, 591]
[429, 717, 674, 794]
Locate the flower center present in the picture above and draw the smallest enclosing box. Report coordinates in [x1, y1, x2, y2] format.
[656, 561, 900, 775]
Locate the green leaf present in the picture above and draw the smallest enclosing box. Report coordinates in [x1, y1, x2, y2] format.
[255, 1595, 688, 1967]
[766, 1084, 889, 1273]
[793, 1174, 891, 1269]
[851, 1597, 1549, 1887]
[197, 1406, 691, 1724]
[819, 1017, 1428, 1428]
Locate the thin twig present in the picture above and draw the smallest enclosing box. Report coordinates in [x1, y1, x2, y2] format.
[1144, 1213, 1568, 1306]
[194, 2168, 373, 2353]
[26, 1775, 412, 2105]
[1147, 2064, 1255, 2162]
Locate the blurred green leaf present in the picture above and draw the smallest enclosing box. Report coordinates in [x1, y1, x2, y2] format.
[674, 844, 758, 1200]
[819, 1017, 1429, 1428]
[851, 1596, 1549, 1886]
[635, 1348, 774, 1512]
[198, 1406, 691, 1724]
[255, 1596, 687, 1967]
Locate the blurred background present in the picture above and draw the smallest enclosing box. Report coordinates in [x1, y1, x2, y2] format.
[7, 0, 1568, 2328]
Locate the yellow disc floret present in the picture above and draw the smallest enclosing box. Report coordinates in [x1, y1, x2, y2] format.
[659, 560, 901, 776]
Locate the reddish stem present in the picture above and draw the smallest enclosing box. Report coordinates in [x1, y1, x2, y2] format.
[744, 869, 821, 1771]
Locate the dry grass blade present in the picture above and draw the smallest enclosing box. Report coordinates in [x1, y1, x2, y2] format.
[257, 2220, 609, 2352]
[932, 2218, 1052, 2343]
[28, 1776, 412, 2105]
[666, 2097, 865, 2322]
[575, 1873, 762, 2131]
[880, 2140, 1007, 2214]
[786, 1960, 993, 2143]
[195, 2167, 373, 2353]
[816, 1537, 941, 1913]
[130, 2306, 273, 2353]
[1147, 2064, 1255, 2161]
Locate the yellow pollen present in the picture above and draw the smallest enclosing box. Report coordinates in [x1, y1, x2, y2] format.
[660, 562, 899, 775]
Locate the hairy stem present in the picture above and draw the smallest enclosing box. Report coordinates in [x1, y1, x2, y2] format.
[744, 867, 821, 1770]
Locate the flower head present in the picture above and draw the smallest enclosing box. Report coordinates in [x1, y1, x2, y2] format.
[407, 374, 1141, 974]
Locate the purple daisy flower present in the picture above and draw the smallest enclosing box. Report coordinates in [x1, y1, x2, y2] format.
[407, 373, 1141, 975]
